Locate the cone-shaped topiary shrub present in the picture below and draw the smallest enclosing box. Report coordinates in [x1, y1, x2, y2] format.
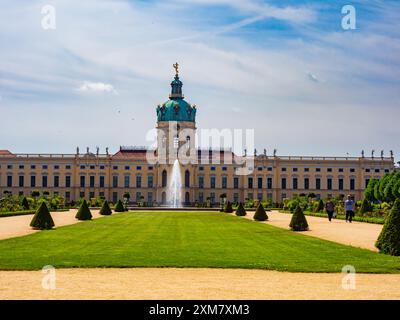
[30, 201, 55, 230]
[290, 205, 309, 231]
[114, 199, 125, 212]
[376, 199, 400, 256]
[359, 198, 372, 214]
[75, 199, 92, 220]
[315, 199, 324, 213]
[253, 203, 268, 221]
[224, 201, 233, 213]
[235, 202, 247, 216]
[21, 197, 30, 210]
[99, 200, 112, 215]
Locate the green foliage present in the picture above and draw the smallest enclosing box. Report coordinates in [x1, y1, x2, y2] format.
[21, 197, 30, 210]
[376, 199, 400, 256]
[359, 199, 372, 214]
[75, 200, 92, 220]
[30, 202, 55, 230]
[365, 179, 378, 202]
[235, 202, 246, 216]
[253, 203, 268, 221]
[289, 205, 309, 231]
[31, 190, 40, 198]
[315, 199, 324, 213]
[366, 172, 400, 203]
[99, 200, 112, 216]
[114, 199, 125, 212]
[224, 201, 233, 213]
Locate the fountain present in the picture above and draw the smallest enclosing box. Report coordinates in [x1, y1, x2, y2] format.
[169, 159, 182, 208]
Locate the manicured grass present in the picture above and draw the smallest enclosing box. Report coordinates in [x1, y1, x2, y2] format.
[0, 211, 398, 272]
[0, 209, 69, 218]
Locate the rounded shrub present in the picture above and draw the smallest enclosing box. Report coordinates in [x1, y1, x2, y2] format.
[99, 200, 112, 215]
[253, 203, 268, 221]
[289, 205, 309, 231]
[359, 198, 372, 214]
[75, 199, 92, 220]
[235, 202, 247, 216]
[30, 201, 55, 230]
[114, 199, 125, 212]
[315, 199, 324, 213]
[224, 201, 233, 213]
[375, 199, 400, 256]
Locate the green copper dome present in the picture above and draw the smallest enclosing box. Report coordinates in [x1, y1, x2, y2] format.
[156, 68, 197, 122]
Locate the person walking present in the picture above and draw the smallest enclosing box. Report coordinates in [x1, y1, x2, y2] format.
[344, 195, 355, 223]
[325, 198, 335, 222]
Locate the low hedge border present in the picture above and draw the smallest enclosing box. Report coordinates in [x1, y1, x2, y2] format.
[279, 210, 385, 225]
[0, 208, 70, 218]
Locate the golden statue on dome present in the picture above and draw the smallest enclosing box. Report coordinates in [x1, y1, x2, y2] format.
[173, 62, 179, 75]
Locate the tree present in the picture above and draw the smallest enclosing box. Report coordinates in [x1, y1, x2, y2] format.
[30, 202, 55, 230]
[359, 198, 371, 214]
[224, 201, 233, 213]
[289, 205, 309, 231]
[114, 199, 125, 212]
[235, 202, 247, 216]
[75, 199, 92, 220]
[99, 200, 112, 215]
[375, 199, 400, 256]
[253, 203, 268, 221]
[365, 179, 378, 202]
[315, 199, 324, 213]
[21, 197, 30, 210]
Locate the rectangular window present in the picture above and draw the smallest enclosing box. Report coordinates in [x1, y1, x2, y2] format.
[7, 165, 13, 169]
[350, 168, 355, 173]
[257, 177, 263, 189]
[89, 191, 95, 199]
[199, 192, 204, 203]
[80, 191, 85, 198]
[316, 178, 321, 190]
[267, 167, 273, 171]
[7, 175, 13, 187]
[233, 177, 239, 189]
[210, 176, 216, 188]
[267, 177, 272, 189]
[19, 175, 24, 187]
[148, 192, 153, 203]
[42, 175, 48, 188]
[248, 177, 253, 189]
[148, 175, 153, 188]
[65, 165, 71, 170]
[338, 178, 344, 190]
[80, 165, 85, 170]
[80, 176, 85, 188]
[293, 168, 298, 172]
[113, 166, 118, 170]
[54, 175, 59, 188]
[327, 178, 332, 190]
[211, 167, 216, 171]
[233, 193, 239, 203]
[281, 168, 287, 172]
[125, 166, 130, 170]
[30, 175, 36, 187]
[350, 178, 355, 191]
[304, 168, 309, 172]
[292, 177, 298, 190]
[339, 168, 344, 172]
[100, 176, 105, 188]
[136, 166, 142, 170]
[281, 177, 287, 189]
[19, 165, 24, 169]
[210, 192, 215, 203]
[42, 165, 48, 170]
[257, 193, 263, 200]
[136, 192, 142, 202]
[31, 165, 36, 169]
[222, 167, 227, 171]
[136, 175, 142, 188]
[90, 176, 95, 188]
[112, 192, 118, 203]
[222, 176, 227, 189]
[112, 176, 118, 188]
[124, 175, 130, 188]
[304, 178, 309, 190]
[99, 165, 105, 170]
[199, 176, 204, 188]
[90, 165, 95, 170]
[316, 168, 321, 172]
[54, 165, 59, 169]
[65, 176, 71, 188]
[65, 191, 70, 199]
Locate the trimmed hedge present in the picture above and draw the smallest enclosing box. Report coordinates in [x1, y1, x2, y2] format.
[21, 197, 30, 210]
[289, 205, 309, 231]
[99, 200, 112, 216]
[253, 203, 268, 221]
[235, 202, 247, 216]
[315, 199, 324, 213]
[75, 199, 92, 220]
[30, 202, 55, 230]
[114, 199, 125, 212]
[224, 201, 233, 213]
[376, 199, 400, 256]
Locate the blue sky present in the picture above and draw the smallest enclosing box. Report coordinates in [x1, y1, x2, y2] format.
[0, 0, 399, 160]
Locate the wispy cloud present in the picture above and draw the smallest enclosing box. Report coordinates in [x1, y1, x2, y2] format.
[78, 81, 118, 94]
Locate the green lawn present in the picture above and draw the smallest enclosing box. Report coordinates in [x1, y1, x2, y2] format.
[0, 211, 399, 272]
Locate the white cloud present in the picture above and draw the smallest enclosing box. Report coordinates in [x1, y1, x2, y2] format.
[78, 81, 118, 95]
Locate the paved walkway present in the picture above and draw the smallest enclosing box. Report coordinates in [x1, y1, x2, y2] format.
[240, 210, 382, 251]
[0, 209, 102, 240]
[1, 268, 399, 300]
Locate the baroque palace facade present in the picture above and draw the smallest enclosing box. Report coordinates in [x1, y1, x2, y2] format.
[0, 66, 395, 205]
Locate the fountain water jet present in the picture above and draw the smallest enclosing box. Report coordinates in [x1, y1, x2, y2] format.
[168, 159, 182, 208]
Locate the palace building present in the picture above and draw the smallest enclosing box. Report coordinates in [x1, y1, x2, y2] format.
[0, 65, 395, 205]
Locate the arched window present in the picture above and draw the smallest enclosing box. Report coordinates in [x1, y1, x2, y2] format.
[162, 170, 167, 187]
[185, 170, 190, 188]
[185, 192, 190, 205]
[186, 136, 190, 150]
